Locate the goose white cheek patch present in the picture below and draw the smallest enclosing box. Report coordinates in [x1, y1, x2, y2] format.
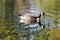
[20, 16, 25, 23]
[37, 18, 39, 22]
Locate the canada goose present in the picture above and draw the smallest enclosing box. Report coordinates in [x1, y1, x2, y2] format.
[19, 12, 45, 29]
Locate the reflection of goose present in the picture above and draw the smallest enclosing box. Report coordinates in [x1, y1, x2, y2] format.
[19, 12, 45, 29]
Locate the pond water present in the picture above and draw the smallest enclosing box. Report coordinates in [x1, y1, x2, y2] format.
[18, 1, 60, 40]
